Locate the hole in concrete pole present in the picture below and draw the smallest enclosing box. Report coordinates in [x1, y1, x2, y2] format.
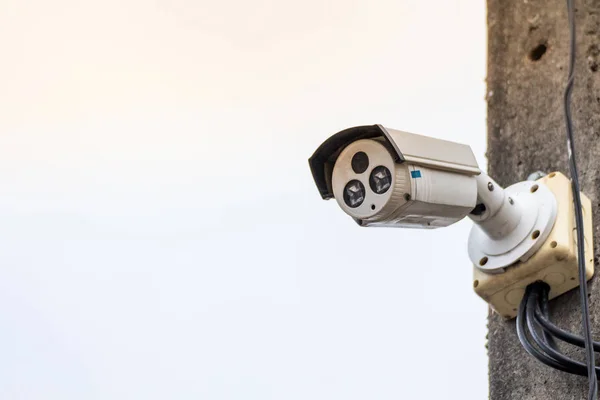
[529, 43, 547, 61]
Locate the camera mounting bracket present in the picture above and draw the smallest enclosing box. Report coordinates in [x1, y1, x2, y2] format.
[471, 172, 594, 318]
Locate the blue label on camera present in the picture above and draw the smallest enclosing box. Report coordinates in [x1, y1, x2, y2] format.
[411, 170, 422, 178]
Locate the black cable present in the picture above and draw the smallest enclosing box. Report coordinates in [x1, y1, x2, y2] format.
[539, 282, 557, 348]
[562, 0, 597, 397]
[516, 285, 578, 374]
[526, 284, 593, 377]
[517, 283, 600, 378]
[534, 300, 600, 352]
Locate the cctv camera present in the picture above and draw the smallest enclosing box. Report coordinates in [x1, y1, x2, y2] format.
[317, 125, 480, 228]
[308, 124, 594, 318]
[308, 125, 558, 272]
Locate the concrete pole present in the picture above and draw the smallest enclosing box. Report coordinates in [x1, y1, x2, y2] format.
[487, 1, 600, 398]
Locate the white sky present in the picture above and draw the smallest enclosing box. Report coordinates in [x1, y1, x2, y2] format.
[0, 1, 488, 398]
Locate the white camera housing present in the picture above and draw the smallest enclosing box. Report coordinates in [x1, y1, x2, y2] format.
[310, 124, 480, 228]
[331, 138, 478, 228]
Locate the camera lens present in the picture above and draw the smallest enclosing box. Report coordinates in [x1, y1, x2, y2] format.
[351, 151, 369, 174]
[343, 180, 366, 208]
[369, 166, 392, 194]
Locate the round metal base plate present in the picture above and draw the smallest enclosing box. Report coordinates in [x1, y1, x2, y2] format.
[468, 181, 557, 273]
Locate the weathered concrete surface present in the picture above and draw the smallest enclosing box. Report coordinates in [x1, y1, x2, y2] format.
[487, 1, 600, 399]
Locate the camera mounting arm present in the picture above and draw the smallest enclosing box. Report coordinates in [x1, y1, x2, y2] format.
[467, 173, 558, 274]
